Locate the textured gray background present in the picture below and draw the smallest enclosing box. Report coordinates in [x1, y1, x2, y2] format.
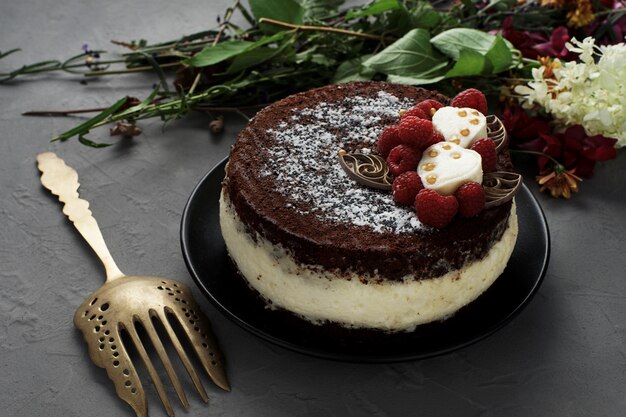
[1, 1, 625, 416]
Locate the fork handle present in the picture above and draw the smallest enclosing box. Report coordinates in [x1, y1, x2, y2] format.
[37, 152, 125, 282]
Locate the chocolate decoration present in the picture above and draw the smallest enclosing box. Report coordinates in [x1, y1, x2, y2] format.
[486, 115, 507, 152]
[483, 172, 522, 208]
[338, 150, 393, 191]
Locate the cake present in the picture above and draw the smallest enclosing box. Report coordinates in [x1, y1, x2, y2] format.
[220, 81, 519, 332]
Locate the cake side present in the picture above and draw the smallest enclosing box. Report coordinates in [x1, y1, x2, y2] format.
[220, 190, 518, 331]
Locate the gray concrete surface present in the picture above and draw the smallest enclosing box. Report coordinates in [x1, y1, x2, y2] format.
[1, 1, 625, 416]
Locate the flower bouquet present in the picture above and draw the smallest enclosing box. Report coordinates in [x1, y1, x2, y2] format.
[1, 0, 624, 197]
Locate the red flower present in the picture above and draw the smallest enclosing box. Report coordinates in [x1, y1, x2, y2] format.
[498, 17, 548, 59]
[502, 105, 551, 142]
[518, 125, 617, 177]
[533, 26, 576, 60]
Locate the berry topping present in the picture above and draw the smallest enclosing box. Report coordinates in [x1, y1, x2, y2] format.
[392, 171, 424, 206]
[470, 137, 497, 172]
[451, 88, 488, 115]
[400, 106, 428, 120]
[455, 182, 485, 217]
[424, 130, 445, 149]
[398, 116, 434, 151]
[377, 125, 402, 158]
[414, 189, 459, 229]
[387, 145, 421, 177]
[413, 99, 444, 120]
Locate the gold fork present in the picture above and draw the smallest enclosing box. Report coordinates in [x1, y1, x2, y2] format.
[37, 152, 229, 417]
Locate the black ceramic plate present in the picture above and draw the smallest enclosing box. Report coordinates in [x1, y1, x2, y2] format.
[181, 158, 550, 362]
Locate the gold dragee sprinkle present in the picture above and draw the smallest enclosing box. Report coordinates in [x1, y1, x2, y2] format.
[452, 153, 461, 159]
[442, 144, 452, 150]
[399, 109, 407, 117]
[472, 111, 479, 116]
[428, 150, 439, 157]
[469, 119, 479, 125]
[423, 162, 436, 171]
[450, 138, 460, 145]
[460, 128, 470, 136]
[427, 175, 437, 184]
[457, 110, 467, 117]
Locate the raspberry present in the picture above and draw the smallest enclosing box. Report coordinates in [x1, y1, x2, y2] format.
[377, 125, 402, 158]
[392, 171, 424, 206]
[423, 130, 445, 149]
[387, 145, 421, 177]
[400, 106, 428, 120]
[398, 116, 434, 151]
[451, 88, 488, 115]
[414, 189, 459, 229]
[455, 182, 485, 217]
[470, 138, 497, 172]
[413, 99, 444, 120]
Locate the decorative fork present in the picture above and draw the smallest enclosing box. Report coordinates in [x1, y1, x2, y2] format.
[37, 152, 230, 417]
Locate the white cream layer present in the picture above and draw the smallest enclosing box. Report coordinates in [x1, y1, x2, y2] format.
[219, 191, 518, 332]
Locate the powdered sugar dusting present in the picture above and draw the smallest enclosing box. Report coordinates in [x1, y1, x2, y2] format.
[262, 91, 425, 234]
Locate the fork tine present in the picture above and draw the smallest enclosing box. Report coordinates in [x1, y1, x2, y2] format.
[143, 311, 189, 409]
[167, 305, 230, 392]
[126, 320, 175, 417]
[157, 309, 209, 403]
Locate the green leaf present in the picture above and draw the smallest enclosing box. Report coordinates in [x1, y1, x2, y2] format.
[224, 34, 294, 74]
[409, 2, 442, 29]
[299, 0, 344, 20]
[51, 96, 129, 142]
[185, 40, 255, 68]
[345, 0, 400, 19]
[485, 34, 513, 73]
[224, 47, 281, 74]
[116, 87, 160, 119]
[78, 134, 112, 148]
[432, 28, 511, 60]
[0, 48, 21, 59]
[363, 29, 447, 77]
[331, 55, 376, 83]
[386, 73, 445, 85]
[249, 0, 305, 33]
[445, 49, 487, 78]
[186, 32, 288, 68]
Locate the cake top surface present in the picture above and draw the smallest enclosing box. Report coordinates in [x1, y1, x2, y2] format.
[259, 90, 424, 234]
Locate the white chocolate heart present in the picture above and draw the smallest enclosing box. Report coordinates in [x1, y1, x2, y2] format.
[418, 142, 483, 195]
[432, 106, 487, 148]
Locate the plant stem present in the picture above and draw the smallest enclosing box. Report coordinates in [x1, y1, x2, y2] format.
[510, 149, 562, 167]
[258, 17, 392, 41]
[84, 62, 180, 76]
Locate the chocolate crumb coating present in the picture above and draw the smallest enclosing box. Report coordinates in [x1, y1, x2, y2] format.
[223, 81, 513, 281]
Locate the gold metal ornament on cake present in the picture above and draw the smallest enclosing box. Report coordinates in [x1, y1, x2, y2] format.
[483, 171, 523, 208]
[37, 152, 229, 417]
[338, 149, 393, 190]
[486, 115, 507, 151]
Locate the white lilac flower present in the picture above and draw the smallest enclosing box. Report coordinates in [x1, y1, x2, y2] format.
[515, 37, 626, 148]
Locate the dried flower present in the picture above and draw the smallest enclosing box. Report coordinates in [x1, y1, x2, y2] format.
[537, 56, 562, 78]
[110, 122, 142, 137]
[566, 0, 596, 28]
[540, 0, 566, 7]
[209, 115, 224, 134]
[537, 166, 581, 198]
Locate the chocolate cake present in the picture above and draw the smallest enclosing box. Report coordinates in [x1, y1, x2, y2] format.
[220, 81, 518, 332]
